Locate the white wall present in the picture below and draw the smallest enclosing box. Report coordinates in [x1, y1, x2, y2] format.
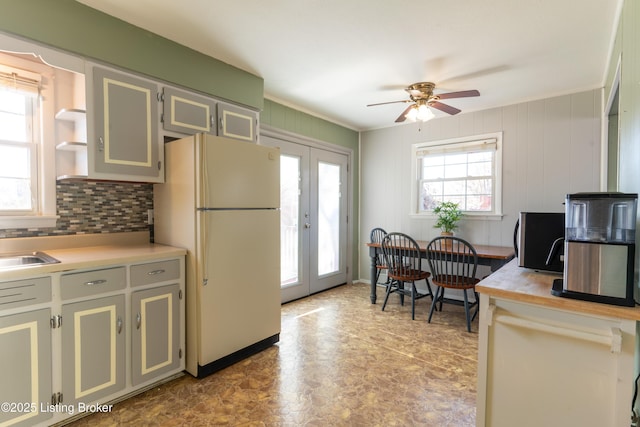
[359, 89, 602, 281]
[611, 0, 640, 302]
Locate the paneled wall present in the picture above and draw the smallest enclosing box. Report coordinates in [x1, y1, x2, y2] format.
[360, 89, 602, 281]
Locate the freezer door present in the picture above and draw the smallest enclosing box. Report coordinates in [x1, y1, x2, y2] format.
[197, 135, 280, 209]
[197, 209, 280, 365]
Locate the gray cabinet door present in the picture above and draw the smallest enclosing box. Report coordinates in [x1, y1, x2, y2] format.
[0, 309, 52, 427]
[217, 102, 258, 142]
[62, 295, 125, 405]
[90, 66, 162, 182]
[162, 87, 216, 135]
[131, 284, 180, 386]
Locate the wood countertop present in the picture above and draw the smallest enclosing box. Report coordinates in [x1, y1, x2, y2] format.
[476, 259, 640, 321]
[0, 232, 186, 280]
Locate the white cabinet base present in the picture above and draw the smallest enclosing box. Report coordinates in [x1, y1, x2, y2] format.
[477, 297, 637, 427]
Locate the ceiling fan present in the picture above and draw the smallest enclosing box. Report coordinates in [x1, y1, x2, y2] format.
[367, 82, 480, 123]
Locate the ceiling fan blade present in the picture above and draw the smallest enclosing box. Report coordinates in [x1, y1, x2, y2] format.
[430, 101, 461, 115]
[367, 100, 410, 107]
[437, 89, 480, 100]
[395, 105, 413, 122]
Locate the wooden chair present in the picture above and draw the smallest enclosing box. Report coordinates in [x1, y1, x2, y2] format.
[370, 227, 388, 287]
[426, 236, 480, 332]
[381, 232, 433, 320]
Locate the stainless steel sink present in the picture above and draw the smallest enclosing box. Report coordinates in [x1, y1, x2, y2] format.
[0, 252, 60, 270]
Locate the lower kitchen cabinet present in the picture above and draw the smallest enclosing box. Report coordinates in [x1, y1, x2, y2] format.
[131, 284, 180, 386]
[0, 252, 185, 427]
[477, 296, 637, 427]
[0, 309, 52, 427]
[61, 295, 126, 405]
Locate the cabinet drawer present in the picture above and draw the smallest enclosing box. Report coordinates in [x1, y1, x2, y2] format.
[61, 267, 126, 300]
[130, 259, 180, 287]
[0, 276, 51, 310]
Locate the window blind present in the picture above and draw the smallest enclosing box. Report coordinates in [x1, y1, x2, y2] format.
[0, 65, 40, 96]
[416, 137, 497, 157]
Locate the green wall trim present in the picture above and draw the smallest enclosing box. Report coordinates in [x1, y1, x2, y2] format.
[0, 0, 263, 110]
[261, 99, 358, 147]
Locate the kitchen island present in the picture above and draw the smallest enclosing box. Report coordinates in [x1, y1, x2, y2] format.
[476, 260, 640, 427]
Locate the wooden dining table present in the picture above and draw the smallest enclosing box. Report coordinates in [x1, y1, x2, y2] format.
[366, 240, 515, 304]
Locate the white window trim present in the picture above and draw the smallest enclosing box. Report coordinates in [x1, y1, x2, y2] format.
[0, 51, 63, 229]
[410, 132, 503, 219]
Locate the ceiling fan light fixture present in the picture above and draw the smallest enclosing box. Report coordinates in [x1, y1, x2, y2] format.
[417, 103, 434, 122]
[406, 102, 434, 122]
[405, 105, 419, 121]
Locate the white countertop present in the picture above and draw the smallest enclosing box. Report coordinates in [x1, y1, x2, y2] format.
[0, 232, 186, 280]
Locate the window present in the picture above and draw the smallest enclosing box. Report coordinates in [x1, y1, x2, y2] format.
[0, 58, 57, 229]
[411, 132, 502, 216]
[0, 76, 38, 213]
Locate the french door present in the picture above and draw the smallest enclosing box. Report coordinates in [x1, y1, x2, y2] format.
[262, 135, 348, 303]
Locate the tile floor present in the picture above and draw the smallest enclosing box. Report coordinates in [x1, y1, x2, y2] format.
[66, 282, 478, 426]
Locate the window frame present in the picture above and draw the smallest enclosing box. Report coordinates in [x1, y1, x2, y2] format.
[410, 132, 503, 219]
[0, 85, 39, 214]
[0, 51, 61, 229]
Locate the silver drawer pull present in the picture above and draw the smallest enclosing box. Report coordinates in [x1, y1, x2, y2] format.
[147, 269, 166, 276]
[84, 279, 107, 286]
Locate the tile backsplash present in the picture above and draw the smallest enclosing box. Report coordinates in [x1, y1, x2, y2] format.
[0, 181, 153, 239]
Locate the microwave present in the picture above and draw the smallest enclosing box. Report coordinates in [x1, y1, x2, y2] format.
[514, 212, 565, 273]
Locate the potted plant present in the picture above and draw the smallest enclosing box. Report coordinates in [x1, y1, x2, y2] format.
[433, 201, 463, 236]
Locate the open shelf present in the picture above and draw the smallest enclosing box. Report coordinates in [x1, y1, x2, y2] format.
[56, 141, 87, 151]
[55, 108, 86, 122]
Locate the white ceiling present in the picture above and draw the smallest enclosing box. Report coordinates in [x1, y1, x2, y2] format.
[77, 0, 621, 131]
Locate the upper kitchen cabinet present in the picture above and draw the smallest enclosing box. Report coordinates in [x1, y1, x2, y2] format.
[217, 101, 259, 142]
[86, 64, 163, 183]
[162, 86, 217, 136]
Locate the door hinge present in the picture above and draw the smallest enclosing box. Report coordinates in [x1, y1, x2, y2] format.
[158, 161, 162, 171]
[179, 289, 183, 300]
[51, 392, 63, 405]
[179, 348, 183, 359]
[160, 112, 164, 123]
[50, 315, 62, 329]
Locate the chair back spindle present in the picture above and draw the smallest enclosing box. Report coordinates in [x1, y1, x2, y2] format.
[380, 232, 433, 320]
[426, 236, 480, 332]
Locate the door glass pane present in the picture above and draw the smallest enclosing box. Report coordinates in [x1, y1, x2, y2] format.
[280, 155, 300, 286]
[317, 161, 340, 276]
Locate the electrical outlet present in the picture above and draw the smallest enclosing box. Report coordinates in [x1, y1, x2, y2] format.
[147, 209, 154, 225]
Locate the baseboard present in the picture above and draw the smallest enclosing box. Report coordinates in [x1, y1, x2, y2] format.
[195, 334, 280, 379]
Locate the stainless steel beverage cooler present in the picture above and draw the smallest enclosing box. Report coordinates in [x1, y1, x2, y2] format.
[551, 192, 637, 306]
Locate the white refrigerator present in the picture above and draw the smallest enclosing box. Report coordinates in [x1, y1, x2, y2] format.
[154, 133, 280, 378]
